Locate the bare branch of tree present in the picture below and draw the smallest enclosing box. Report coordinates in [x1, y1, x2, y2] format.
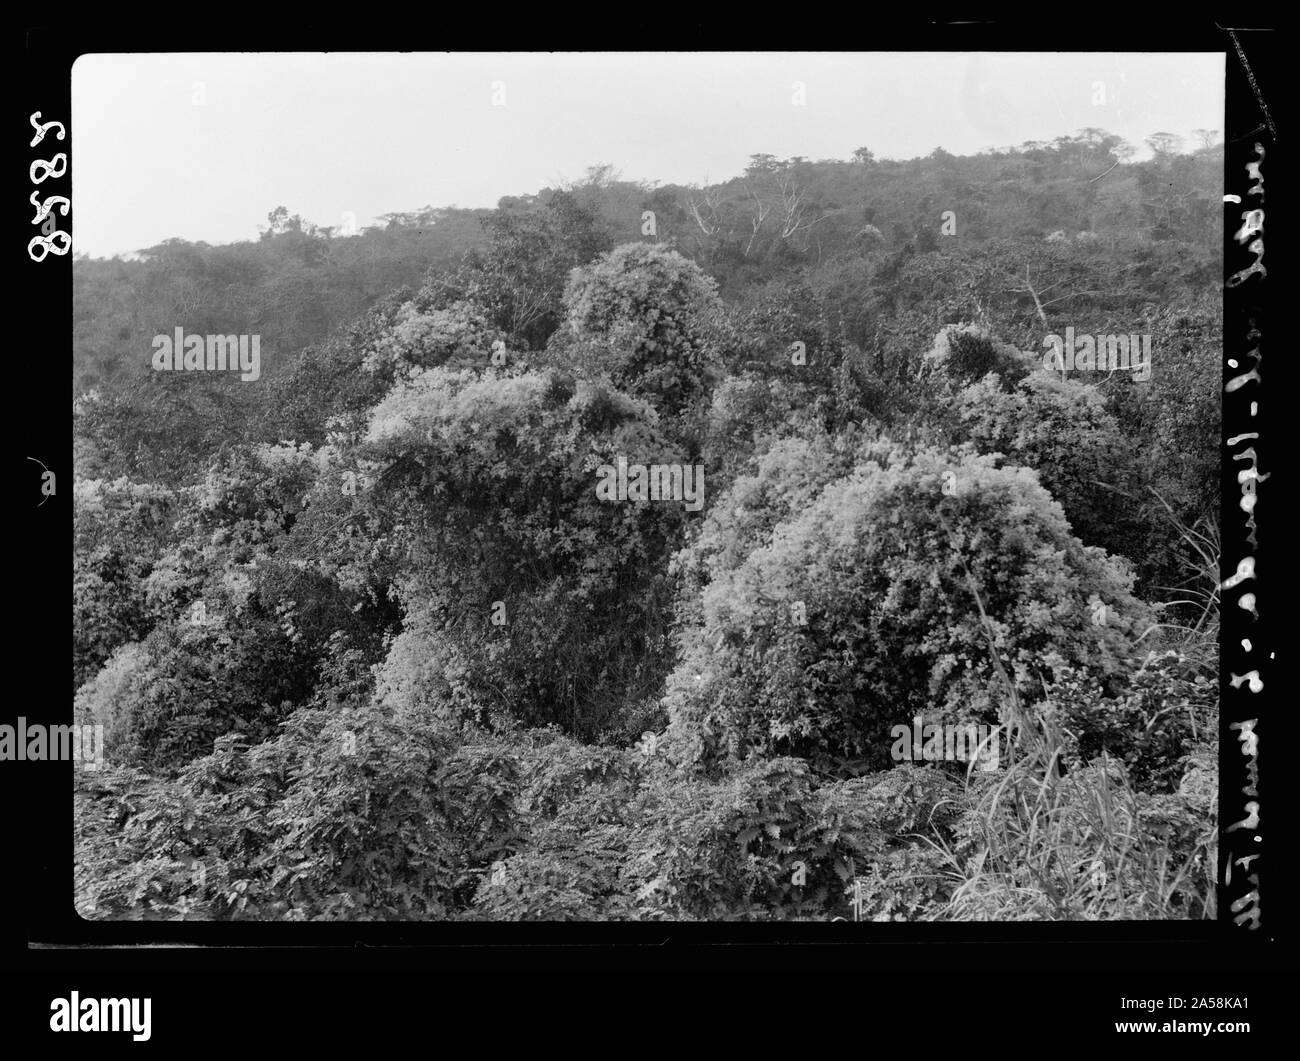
[1090, 159, 1120, 183]
[684, 185, 722, 238]
[770, 171, 830, 241]
[743, 183, 771, 257]
[1013, 268, 1049, 328]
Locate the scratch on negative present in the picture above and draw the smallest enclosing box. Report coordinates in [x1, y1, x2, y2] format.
[1226, 29, 1278, 139]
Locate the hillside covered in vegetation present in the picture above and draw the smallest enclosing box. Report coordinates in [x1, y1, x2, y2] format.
[74, 130, 1220, 921]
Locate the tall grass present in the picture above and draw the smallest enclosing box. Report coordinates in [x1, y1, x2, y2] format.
[916, 508, 1218, 920]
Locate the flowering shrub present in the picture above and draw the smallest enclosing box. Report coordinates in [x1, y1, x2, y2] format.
[361, 366, 690, 738]
[663, 441, 1152, 774]
[550, 243, 722, 417]
[923, 323, 1036, 387]
[74, 477, 178, 690]
[952, 371, 1146, 564]
[361, 299, 506, 379]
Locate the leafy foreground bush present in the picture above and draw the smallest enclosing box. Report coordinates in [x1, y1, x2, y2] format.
[77, 703, 538, 921]
[75, 695, 970, 922]
[75, 673, 1214, 923]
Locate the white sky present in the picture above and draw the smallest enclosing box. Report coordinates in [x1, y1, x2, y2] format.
[71, 52, 1224, 259]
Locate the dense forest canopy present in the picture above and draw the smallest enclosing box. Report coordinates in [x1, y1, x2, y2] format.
[74, 129, 1220, 922]
[74, 133, 1219, 393]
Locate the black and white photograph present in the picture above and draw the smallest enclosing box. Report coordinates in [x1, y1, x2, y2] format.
[62, 50, 1230, 923]
[7, 27, 1288, 1043]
